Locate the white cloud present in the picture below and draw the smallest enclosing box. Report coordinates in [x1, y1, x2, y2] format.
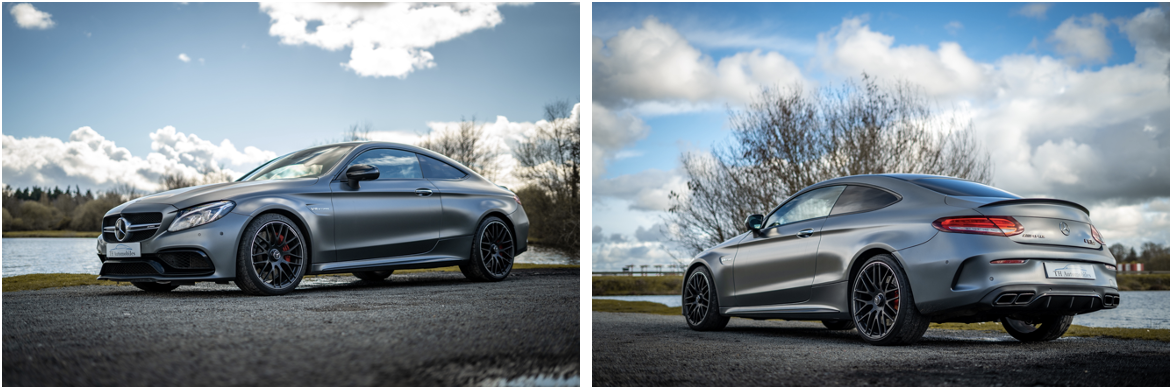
[10, 3, 54, 29]
[178, 53, 191, 62]
[3, 127, 276, 193]
[592, 103, 649, 179]
[593, 16, 806, 110]
[945, 21, 963, 35]
[1087, 198, 1170, 249]
[593, 169, 686, 212]
[1049, 14, 1113, 64]
[817, 16, 991, 98]
[259, 2, 507, 78]
[1015, 3, 1053, 20]
[1118, 6, 1171, 68]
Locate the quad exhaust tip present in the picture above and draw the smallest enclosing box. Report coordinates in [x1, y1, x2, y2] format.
[993, 292, 1035, 305]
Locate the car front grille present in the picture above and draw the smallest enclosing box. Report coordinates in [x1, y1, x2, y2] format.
[102, 212, 163, 243]
[101, 262, 159, 276]
[158, 251, 213, 269]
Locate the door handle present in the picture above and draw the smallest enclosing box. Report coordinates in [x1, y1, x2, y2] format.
[415, 188, 433, 197]
[797, 228, 815, 238]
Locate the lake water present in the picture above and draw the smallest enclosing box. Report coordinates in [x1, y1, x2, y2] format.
[594, 291, 1171, 329]
[1, 237, 576, 277]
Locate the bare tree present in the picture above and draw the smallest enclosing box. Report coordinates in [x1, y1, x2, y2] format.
[667, 75, 993, 254]
[416, 116, 500, 182]
[344, 121, 372, 142]
[513, 101, 580, 254]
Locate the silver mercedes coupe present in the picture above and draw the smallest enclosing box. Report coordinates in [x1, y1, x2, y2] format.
[96, 142, 528, 296]
[683, 174, 1117, 345]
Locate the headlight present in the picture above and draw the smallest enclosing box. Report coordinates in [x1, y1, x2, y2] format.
[168, 201, 235, 232]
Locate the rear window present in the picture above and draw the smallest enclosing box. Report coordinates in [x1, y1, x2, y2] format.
[830, 185, 900, 215]
[912, 178, 1019, 198]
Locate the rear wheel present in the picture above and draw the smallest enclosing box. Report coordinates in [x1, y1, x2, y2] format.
[132, 281, 179, 292]
[822, 319, 855, 330]
[683, 266, 729, 331]
[353, 270, 393, 281]
[1001, 315, 1073, 342]
[460, 217, 514, 282]
[850, 254, 930, 345]
[235, 214, 308, 296]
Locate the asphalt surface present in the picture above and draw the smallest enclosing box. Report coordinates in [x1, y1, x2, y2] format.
[593, 312, 1169, 386]
[3, 268, 579, 386]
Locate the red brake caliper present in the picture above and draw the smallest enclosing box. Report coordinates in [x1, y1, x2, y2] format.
[279, 235, 291, 262]
[892, 289, 899, 311]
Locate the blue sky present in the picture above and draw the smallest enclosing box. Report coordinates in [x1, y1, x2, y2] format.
[3, 2, 579, 185]
[592, 2, 1170, 270]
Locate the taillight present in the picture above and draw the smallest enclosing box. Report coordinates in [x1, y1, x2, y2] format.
[513, 195, 522, 205]
[1105, 264, 1116, 271]
[990, 259, 1027, 264]
[932, 216, 1024, 236]
[1091, 224, 1104, 244]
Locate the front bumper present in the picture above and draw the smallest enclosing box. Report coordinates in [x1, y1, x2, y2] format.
[96, 209, 250, 282]
[898, 232, 1118, 322]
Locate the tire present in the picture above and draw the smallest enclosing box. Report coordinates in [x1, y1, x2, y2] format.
[459, 216, 515, 282]
[822, 319, 856, 330]
[850, 254, 930, 345]
[235, 214, 308, 296]
[683, 266, 730, 331]
[353, 270, 393, 281]
[1000, 315, 1074, 342]
[132, 281, 179, 292]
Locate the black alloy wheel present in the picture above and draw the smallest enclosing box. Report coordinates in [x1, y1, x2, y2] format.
[460, 217, 514, 282]
[236, 214, 308, 296]
[683, 266, 730, 331]
[850, 254, 930, 345]
[1001, 315, 1074, 342]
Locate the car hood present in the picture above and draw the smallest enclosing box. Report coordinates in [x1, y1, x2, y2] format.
[131, 178, 318, 210]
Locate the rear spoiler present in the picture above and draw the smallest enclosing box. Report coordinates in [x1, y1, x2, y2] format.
[978, 198, 1089, 216]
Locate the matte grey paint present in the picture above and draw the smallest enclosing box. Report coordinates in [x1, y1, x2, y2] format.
[97, 141, 528, 282]
[687, 174, 1117, 324]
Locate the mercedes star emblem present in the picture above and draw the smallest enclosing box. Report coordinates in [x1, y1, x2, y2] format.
[1058, 221, 1070, 236]
[114, 217, 131, 241]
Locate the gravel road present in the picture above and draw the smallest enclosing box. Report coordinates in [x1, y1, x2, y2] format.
[3, 268, 579, 386]
[593, 312, 1169, 386]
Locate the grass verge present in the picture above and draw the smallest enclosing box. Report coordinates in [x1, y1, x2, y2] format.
[3, 274, 131, 292]
[593, 275, 682, 296]
[3, 230, 101, 238]
[5, 264, 579, 292]
[1116, 274, 1169, 291]
[593, 299, 1169, 342]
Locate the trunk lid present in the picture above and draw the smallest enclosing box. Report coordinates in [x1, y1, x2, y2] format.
[947, 196, 1101, 249]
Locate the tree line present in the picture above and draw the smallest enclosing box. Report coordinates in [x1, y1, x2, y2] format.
[1108, 242, 1170, 271]
[3, 184, 142, 232]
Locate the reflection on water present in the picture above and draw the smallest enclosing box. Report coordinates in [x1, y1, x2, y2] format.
[2, 238, 576, 278]
[593, 291, 1170, 329]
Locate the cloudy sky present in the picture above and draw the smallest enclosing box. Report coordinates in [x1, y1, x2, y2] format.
[593, 2, 1169, 271]
[3, 2, 579, 192]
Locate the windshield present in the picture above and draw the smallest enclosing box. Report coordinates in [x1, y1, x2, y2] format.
[239, 145, 355, 182]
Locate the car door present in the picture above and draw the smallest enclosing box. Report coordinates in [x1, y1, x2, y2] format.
[733, 185, 845, 306]
[331, 148, 443, 261]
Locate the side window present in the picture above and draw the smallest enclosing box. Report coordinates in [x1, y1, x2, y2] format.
[418, 154, 467, 180]
[830, 185, 900, 215]
[348, 149, 422, 180]
[763, 186, 846, 229]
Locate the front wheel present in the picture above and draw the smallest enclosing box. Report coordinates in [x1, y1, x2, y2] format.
[132, 281, 179, 292]
[850, 254, 930, 345]
[683, 266, 730, 331]
[1001, 315, 1073, 342]
[459, 216, 514, 282]
[235, 214, 308, 296]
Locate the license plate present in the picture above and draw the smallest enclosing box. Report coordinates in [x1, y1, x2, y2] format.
[1044, 262, 1096, 279]
[106, 242, 141, 258]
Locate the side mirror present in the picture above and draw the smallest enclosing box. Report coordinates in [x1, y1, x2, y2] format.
[345, 164, 379, 189]
[745, 214, 764, 233]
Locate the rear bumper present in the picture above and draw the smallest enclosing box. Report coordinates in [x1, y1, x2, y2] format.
[897, 232, 1117, 320]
